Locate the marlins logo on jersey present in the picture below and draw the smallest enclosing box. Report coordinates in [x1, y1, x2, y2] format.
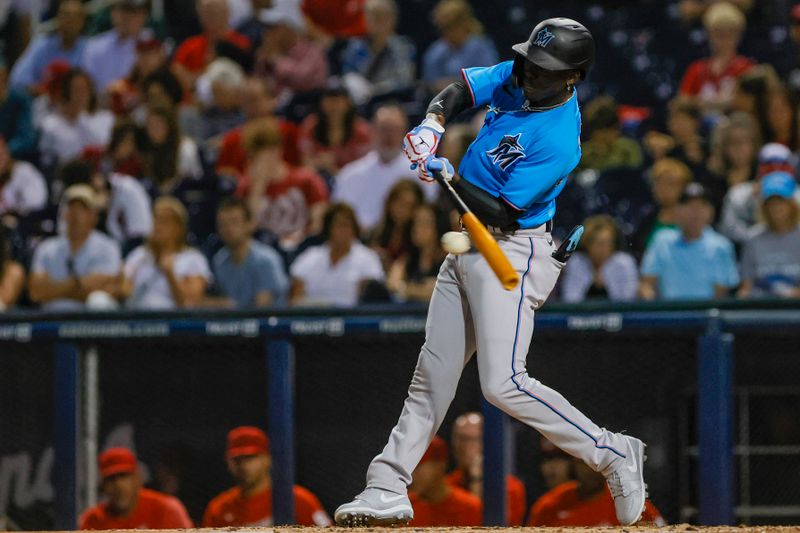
[486, 134, 526, 170]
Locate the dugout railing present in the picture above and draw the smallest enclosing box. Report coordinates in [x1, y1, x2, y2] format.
[1, 300, 799, 529]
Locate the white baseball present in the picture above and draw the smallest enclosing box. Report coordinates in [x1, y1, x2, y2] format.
[441, 231, 471, 254]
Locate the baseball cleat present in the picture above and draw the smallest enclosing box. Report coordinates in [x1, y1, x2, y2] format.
[334, 488, 413, 527]
[605, 435, 647, 526]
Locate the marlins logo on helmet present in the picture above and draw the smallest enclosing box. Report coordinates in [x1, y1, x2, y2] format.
[486, 134, 525, 170]
[532, 27, 555, 47]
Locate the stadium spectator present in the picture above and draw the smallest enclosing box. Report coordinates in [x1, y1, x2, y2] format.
[31, 60, 72, 129]
[560, 215, 638, 303]
[539, 438, 573, 491]
[0, 228, 24, 310]
[255, 6, 328, 100]
[764, 84, 799, 150]
[409, 436, 482, 527]
[172, 0, 251, 92]
[732, 65, 780, 141]
[57, 158, 152, 249]
[9, 0, 87, 91]
[194, 57, 247, 140]
[738, 172, 800, 298]
[215, 78, 301, 178]
[237, 118, 328, 248]
[121, 197, 211, 309]
[370, 179, 424, 270]
[235, 0, 273, 49]
[80, 0, 150, 93]
[104, 119, 145, 178]
[719, 143, 799, 244]
[38, 68, 114, 168]
[578, 96, 643, 172]
[80, 447, 193, 529]
[212, 198, 288, 308]
[386, 203, 448, 303]
[302, 0, 366, 43]
[290, 203, 384, 306]
[203, 426, 331, 526]
[0, 136, 47, 219]
[526, 456, 665, 527]
[106, 36, 169, 118]
[679, 1, 754, 114]
[29, 185, 121, 311]
[141, 105, 203, 192]
[447, 412, 526, 525]
[0, 61, 36, 160]
[299, 82, 372, 177]
[340, 0, 416, 105]
[644, 97, 707, 178]
[332, 103, 434, 230]
[631, 158, 693, 256]
[639, 183, 739, 300]
[705, 112, 760, 207]
[135, 67, 185, 125]
[786, 5, 800, 94]
[422, 0, 497, 92]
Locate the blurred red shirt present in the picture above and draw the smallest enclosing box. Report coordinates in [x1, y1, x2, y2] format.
[80, 488, 192, 529]
[302, 0, 366, 37]
[299, 115, 373, 171]
[527, 481, 665, 527]
[409, 486, 482, 527]
[679, 56, 754, 102]
[174, 32, 251, 73]
[447, 470, 527, 526]
[216, 121, 301, 176]
[203, 485, 331, 527]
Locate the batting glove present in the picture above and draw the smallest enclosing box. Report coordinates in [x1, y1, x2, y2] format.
[417, 155, 454, 183]
[403, 117, 444, 165]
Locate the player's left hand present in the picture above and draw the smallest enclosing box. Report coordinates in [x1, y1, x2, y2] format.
[416, 155, 454, 183]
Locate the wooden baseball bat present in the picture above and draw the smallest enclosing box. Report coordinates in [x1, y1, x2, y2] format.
[432, 171, 520, 291]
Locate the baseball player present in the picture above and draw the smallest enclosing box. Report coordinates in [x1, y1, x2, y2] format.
[335, 17, 648, 527]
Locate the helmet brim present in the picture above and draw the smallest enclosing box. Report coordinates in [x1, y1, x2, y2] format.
[512, 42, 580, 74]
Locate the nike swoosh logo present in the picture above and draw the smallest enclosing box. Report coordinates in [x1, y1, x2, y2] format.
[378, 493, 407, 504]
[626, 461, 638, 474]
[431, 99, 444, 108]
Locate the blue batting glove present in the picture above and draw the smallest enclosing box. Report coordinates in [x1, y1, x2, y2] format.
[416, 155, 454, 183]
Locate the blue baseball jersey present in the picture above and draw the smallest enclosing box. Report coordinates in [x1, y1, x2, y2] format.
[458, 60, 582, 228]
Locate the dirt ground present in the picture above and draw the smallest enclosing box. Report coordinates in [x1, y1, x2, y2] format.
[34, 527, 800, 533]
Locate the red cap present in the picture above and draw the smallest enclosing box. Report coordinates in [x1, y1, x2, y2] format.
[792, 4, 800, 23]
[227, 426, 269, 459]
[419, 436, 448, 465]
[99, 447, 138, 479]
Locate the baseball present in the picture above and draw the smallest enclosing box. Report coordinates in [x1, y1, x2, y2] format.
[441, 231, 471, 254]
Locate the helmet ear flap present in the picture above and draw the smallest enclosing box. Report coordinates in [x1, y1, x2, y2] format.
[512, 54, 525, 88]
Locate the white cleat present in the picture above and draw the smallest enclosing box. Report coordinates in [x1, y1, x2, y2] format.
[606, 435, 648, 526]
[334, 488, 413, 527]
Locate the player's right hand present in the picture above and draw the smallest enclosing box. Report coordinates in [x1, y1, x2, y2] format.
[403, 117, 444, 165]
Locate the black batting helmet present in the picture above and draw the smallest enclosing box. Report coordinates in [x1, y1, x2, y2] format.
[512, 18, 595, 85]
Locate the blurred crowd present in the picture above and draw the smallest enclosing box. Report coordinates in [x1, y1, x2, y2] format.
[0, 0, 798, 313]
[78, 420, 666, 528]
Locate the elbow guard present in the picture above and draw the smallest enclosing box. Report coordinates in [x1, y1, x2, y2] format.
[426, 82, 473, 122]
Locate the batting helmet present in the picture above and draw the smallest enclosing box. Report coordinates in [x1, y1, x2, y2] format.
[512, 18, 595, 85]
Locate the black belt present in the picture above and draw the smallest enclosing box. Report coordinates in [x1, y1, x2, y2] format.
[484, 219, 553, 235]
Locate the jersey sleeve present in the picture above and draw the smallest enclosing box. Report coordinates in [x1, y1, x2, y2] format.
[159, 497, 194, 528]
[498, 143, 572, 211]
[714, 238, 740, 288]
[461, 61, 513, 107]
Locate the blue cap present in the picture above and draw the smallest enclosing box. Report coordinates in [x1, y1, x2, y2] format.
[761, 171, 797, 200]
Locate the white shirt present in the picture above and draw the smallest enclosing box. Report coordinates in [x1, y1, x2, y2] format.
[39, 110, 114, 166]
[332, 150, 438, 230]
[124, 246, 212, 310]
[290, 242, 384, 307]
[107, 173, 153, 242]
[0, 161, 47, 215]
[178, 137, 203, 180]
